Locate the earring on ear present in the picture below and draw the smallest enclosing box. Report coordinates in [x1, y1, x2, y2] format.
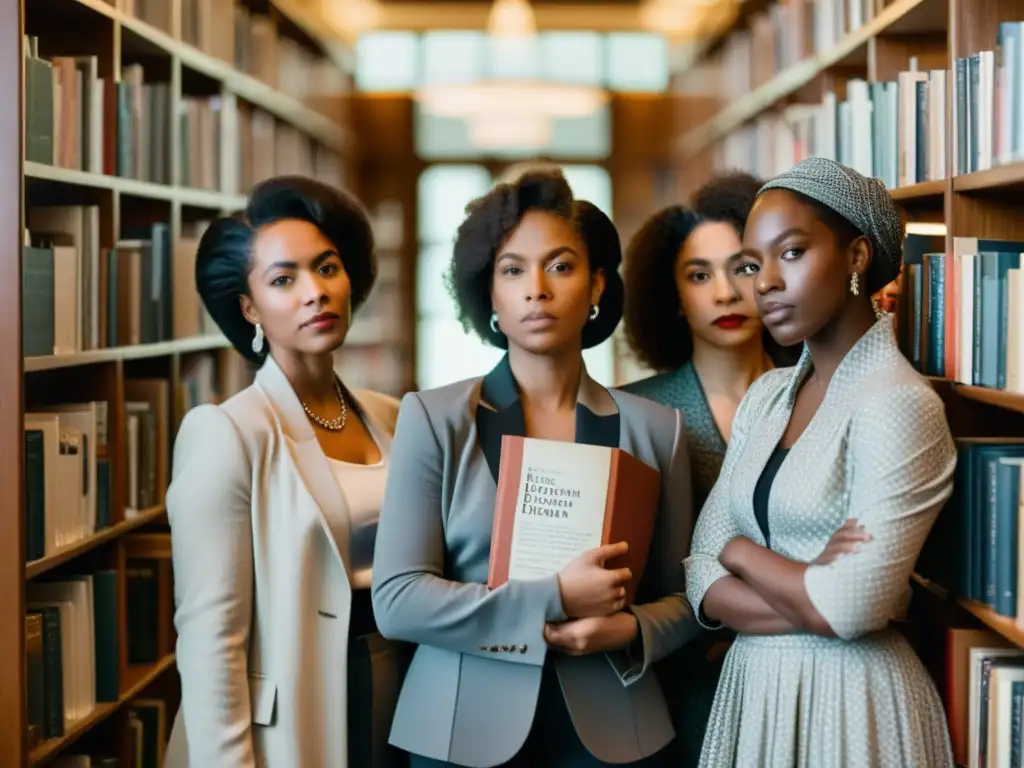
[251, 323, 265, 354]
[588, 304, 600, 321]
[489, 312, 501, 334]
[850, 272, 860, 297]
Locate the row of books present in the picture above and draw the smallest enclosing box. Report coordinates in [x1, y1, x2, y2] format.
[23, 38, 345, 192]
[25, 535, 172, 756]
[23, 357, 252, 561]
[897, 235, 1024, 392]
[179, 0, 347, 102]
[690, 0, 888, 100]
[235, 102, 346, 193]
[954, 21, 1024, 175]
[941, 628, 1024, 766]
[21, 209, 222, 357]
[716, 65, 947, 191]
[919, 439, 1024, 620]
[23, 387, 166, 561]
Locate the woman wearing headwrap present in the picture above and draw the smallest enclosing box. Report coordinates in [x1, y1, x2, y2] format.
[683, 157, 955, 767]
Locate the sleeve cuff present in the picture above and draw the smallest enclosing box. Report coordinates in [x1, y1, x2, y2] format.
[685, 556, 730, 630]
[519, 574, 567, 624]
[803, 564, 853, 640]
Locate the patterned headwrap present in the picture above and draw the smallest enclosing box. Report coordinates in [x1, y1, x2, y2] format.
[757, 157, 905, 288]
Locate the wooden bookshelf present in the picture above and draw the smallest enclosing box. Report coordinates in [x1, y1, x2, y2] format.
[670, 0, 1024, 764]
[2, 0, 360, 763]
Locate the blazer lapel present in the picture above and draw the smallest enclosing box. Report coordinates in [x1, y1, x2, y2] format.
[476, 355, 620, 485]
[255, 356, 352, 582]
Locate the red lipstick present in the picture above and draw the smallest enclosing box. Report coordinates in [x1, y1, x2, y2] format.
[302, 312, 340, 332]
[712, 314, 748, 330]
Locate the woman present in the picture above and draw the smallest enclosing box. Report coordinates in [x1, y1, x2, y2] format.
[622, 171, 799, 516]
[620, 172, 798, 767]
[685, 157, 955, 767]
[371, 169, 700, 767]
[163, 176, 407, 768]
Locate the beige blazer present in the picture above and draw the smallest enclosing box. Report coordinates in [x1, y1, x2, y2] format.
[163, 355, 402, 768]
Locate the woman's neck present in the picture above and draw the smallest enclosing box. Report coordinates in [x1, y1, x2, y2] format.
[272, 350, 339, 409]
[804, 301, 877, 388]
[691, 334, 772, 400]
[507, 345, 583, 412]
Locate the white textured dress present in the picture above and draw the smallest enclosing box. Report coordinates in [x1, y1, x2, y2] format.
[684, 316, 956, 768]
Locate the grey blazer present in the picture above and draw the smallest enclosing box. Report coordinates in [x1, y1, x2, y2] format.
[371, 356, 701, 767]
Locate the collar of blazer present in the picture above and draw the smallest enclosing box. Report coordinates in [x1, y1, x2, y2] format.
[781, 314, 899, 409]
[475, 354, 621, 484]
[253, 353, 391, 584]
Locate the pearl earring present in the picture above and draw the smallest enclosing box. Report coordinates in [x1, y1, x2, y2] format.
[251, 323, 265, 354]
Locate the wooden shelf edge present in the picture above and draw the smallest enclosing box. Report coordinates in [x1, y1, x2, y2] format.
[913, 574, 1024, 648]
[68, 0, 350, 153]
[959, 598, 1024, 648]
[890, 179, 947, 201]
[28, 653, 176, 765]
[25, 162, 248, 210]
[952, 384, 1024, 415]
[676, 0, 932, 157]
[24, 335, 232, 372]
[953, 163, 1024, 193]
[26, 506, 167, 580]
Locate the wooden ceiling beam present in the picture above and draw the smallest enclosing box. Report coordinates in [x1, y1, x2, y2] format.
[373, 3, 649, 31]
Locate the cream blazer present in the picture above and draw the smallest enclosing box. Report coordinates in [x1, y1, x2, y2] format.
[163, 355, 400, 768]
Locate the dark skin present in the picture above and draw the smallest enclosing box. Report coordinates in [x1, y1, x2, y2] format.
[488, 210, 638, 656]
[702, 189, 878, 636]
[240, 218, 380, 465]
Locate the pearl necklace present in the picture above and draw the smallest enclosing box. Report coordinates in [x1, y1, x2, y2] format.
[301, 380, 348, 432]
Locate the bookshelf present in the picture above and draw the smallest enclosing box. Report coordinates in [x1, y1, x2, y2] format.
[671, 0, 1024, 763]
[4, 0, 360, 764]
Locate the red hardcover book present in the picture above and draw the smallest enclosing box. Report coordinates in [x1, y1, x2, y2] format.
[487, 435, 661, 605]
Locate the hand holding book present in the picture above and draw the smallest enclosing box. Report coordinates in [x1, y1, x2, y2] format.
[555, 541, 633, 618]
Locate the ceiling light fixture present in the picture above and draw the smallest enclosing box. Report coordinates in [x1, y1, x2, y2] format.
[414, 0, 609, 151]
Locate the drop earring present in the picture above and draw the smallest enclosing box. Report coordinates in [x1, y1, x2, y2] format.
[251, 323, 265, 354]
[850, 272, 860, 297]
[489, 312, 500, 334]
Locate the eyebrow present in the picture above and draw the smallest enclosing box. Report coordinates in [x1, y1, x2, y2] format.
[683, 252, 745, 268]
[742, 228, 810, 258]
[769, 228, 809, 247]
[262, 249, 338, 277]
[496, 246, 579, 263]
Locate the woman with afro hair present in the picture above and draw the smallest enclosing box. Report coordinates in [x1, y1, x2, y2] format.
[372, 168, 699, 767]
[620, 171, 801, 767]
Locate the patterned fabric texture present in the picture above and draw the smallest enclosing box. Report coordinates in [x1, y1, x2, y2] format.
[620, 362, 731, 767]
[684, 316, 957, 767]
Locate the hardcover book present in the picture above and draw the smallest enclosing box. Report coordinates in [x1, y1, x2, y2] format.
[487, 435, 661, 604]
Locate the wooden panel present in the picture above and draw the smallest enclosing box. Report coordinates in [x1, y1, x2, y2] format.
[0, 0, 22, 762]
[952, 0, 1019, 57]
[869, 32, 949, 81]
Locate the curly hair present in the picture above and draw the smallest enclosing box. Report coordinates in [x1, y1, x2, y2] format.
[622, 171, 766, 372]
[195, 175, 376, 364]
[446, 168, 623, 351]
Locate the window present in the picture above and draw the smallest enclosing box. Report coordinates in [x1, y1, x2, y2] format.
[355, 30, 670, 94]
[605, 32, 669, 92]
[415, 165, 502, 390]
[354, 31, 419, 91]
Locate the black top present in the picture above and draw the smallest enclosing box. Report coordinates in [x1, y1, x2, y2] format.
[753, 448, 789, 547]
